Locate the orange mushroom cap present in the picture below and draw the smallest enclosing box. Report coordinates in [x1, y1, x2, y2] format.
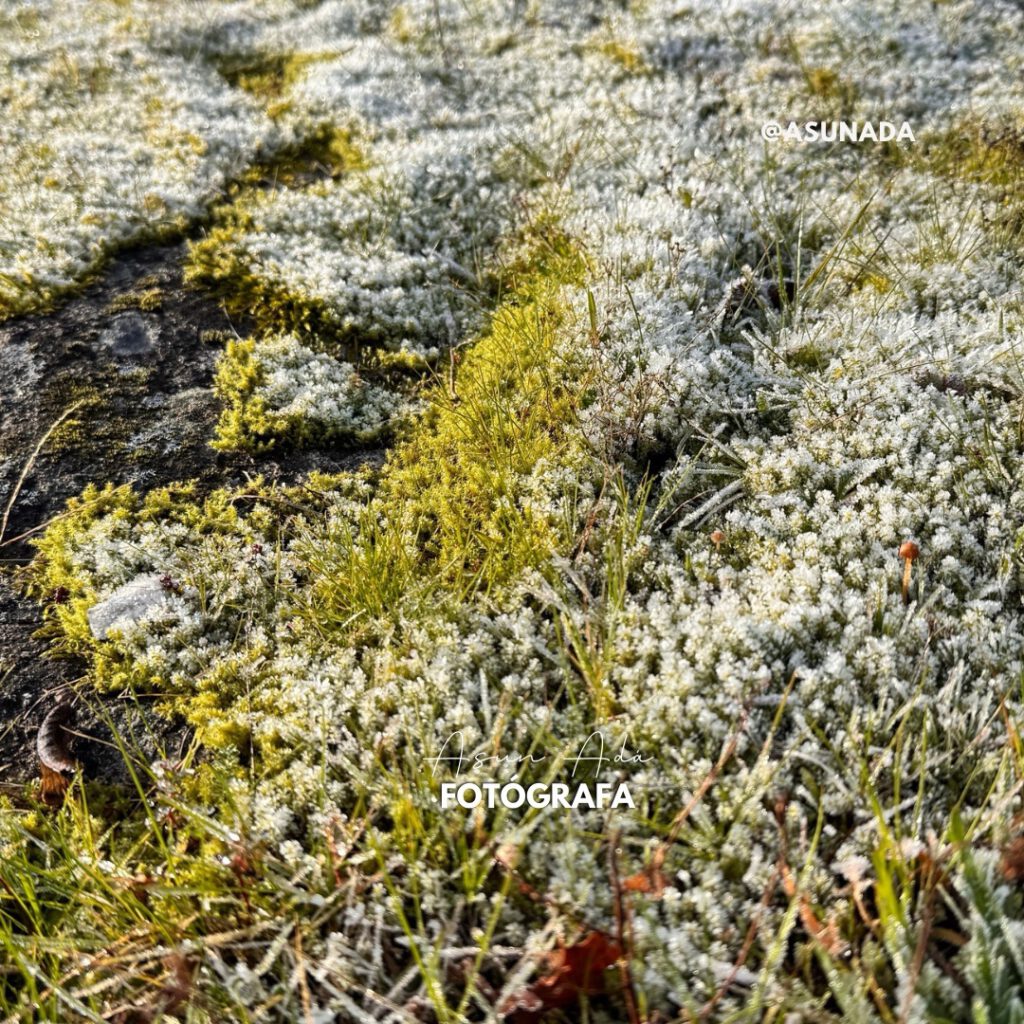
[899, 540, 920, 560]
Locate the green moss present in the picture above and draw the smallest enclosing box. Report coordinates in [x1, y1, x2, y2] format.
[918, 122, 1024, 183]
[247, 122, 369, 182]
[213, 52, 291, 99]
[30, 484, 302, 761]
[388, 6, 416, 45]
[26, 482, 137, 642]
[104, 286, 164, 314]
[383, 293, 582, 589]
[185, 126, 370, 349]
[210, 336, 403, 452]
[209, 337, 276, 452]
[494, 209, 590, 293]
[785, 342, 826, 371]
[803, 66, 858, 109]
[916, 121, 1024, 245]
[199, 328, 237, 347]
[212, 50, 342, 111]
[296, 234, 594, 640]
[592, 39, 653, 77]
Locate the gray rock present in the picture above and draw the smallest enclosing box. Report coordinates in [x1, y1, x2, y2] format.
[0, 337, 41, 398]
[0, 241, 380, 782]
[87, 573, 174, 640]
[99, 312, 158, 357]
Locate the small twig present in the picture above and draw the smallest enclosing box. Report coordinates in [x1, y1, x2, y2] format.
[0, 400, 84, 546]
[695, 865, 780, 1022]
[652, 704, 751, 873]
[0, 493, 111, 549]
[608, 831, 642, 1024]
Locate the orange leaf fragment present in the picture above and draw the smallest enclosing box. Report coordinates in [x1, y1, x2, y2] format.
[501, 931, 623, 1022]
[623, 864, 668, 897]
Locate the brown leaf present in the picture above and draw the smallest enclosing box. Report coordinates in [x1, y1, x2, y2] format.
[37, 702, 77, 774]
[39, 763, 70, 808]
[780, 864, 845, 956]
[105, 953, 195, 1024]
[1001, 836, 1024, 883]
[501, 931, 622, 1022]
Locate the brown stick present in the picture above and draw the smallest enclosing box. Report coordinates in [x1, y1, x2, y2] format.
[608, 831, 642, 1024]
[652, 705, 751, 873]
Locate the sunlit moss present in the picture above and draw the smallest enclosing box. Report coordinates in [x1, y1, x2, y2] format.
[387, 6, 416, 45]
[104, 286, 163, 314]
[212, 50, 342, 116]
[803, 65, 858, 110]
[593, 39, 653, 77]
[29, 219, 593, 771]
[210, 334, 405, 452]
[184, 126, 371, 348]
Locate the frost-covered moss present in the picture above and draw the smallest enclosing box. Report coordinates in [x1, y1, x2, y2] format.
[0, 2, 277, 318]
[213, 333, 409, 450]
[186, 134, 512, 356]
[14, 0, 1024, 1020]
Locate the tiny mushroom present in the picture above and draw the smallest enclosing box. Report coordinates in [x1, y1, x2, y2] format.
[710, 529, 725, 554]
[899, 539, 920, 605]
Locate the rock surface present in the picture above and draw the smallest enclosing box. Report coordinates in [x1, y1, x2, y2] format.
[0, 241, 383, 783]
[98, 311, 160, 358]
[0, 242, 230, 781]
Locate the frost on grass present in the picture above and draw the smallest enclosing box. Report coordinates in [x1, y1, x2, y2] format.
[13, 0, 1024, 1021]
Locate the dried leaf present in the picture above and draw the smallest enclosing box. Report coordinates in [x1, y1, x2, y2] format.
[780, 864, 845, 956]
[623, 864, 668, 897]
[501, 931, 622, 1022]
[37, 702, 77, 774]
[1001, 835, 1024, 883]
[39, 763, 70, 808]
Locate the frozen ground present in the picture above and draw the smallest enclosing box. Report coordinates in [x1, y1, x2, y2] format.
[4, 1, 1024, 1021]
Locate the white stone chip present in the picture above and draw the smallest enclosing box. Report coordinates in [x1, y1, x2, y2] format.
[86, 573, 174, 640]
